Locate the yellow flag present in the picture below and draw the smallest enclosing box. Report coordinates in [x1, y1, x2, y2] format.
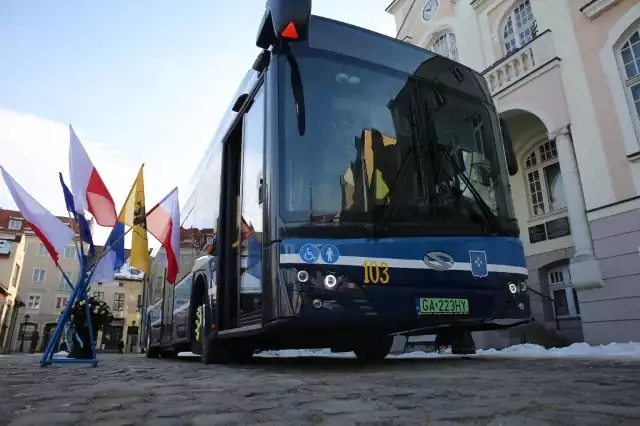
[117, 165, 149, 274]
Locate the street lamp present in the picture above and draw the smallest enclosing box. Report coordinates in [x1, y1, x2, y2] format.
[18, 314, 30, 353]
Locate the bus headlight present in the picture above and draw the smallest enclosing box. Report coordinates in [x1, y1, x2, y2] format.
[508, 283, 518, 294]
[297, 270, 309, 283]
[324, 274, 337, 289]
[519, 281, 527, 292]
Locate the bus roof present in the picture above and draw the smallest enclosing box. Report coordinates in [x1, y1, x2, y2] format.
[186, 69, 260, 197]
[185, 14, 490, 203]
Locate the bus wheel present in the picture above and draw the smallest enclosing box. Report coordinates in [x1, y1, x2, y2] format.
[145, 334, 160, 358]
[450, 330, 476, 355]
[353, 336, 393, 361]
[145, 346, 160, 358]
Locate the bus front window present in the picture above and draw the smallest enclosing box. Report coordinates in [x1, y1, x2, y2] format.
[278, 49, 517, 238]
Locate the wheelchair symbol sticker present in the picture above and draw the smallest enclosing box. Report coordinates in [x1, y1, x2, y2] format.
[299, 244, 320, 264]
[320, 244, 339, 264]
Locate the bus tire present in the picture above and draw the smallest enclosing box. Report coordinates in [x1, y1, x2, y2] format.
[450, 330, 476, 355]
[353, 336, 393, 361]
[146, 345, 160, 358]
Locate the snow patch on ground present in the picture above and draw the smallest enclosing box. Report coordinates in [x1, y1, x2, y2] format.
[178, 342, 640, 359]
[478, 342, 640, 358]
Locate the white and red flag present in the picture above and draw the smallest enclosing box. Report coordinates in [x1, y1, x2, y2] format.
[146, 187, 180, 284]
[0, 166, 75, 264]
[68, 125, 117, 227]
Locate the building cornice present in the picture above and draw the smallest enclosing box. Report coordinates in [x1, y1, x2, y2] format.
[580, 0, 623, 20]
[385, 0, 409, 13]
[471, 0, 506, 14]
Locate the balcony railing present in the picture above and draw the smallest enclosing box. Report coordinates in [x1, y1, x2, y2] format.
[483, 30, 557, 96]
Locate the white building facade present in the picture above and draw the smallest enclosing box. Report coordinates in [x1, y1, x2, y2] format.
[386, 0, 640, 345]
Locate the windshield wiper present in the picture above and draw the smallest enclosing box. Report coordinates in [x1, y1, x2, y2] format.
[375, 111, 426, 232]
[285, 52, 306, 135]
[438, 147, 502, 234]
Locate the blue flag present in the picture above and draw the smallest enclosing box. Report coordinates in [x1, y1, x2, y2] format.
[59, 172, 95, 259]
[106, 222, 125, 270]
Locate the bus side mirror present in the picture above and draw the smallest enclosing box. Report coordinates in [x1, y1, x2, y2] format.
[500, 118, 518, 176]
[258, 178, 264, 205]
[256, 0, 312, 49]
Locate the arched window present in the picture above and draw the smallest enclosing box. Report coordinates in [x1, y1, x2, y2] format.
[502, 0, 536, 55]
[430, 32, 458, 60]
[619, 27, 640, 124]
[523, 140, 567, 217]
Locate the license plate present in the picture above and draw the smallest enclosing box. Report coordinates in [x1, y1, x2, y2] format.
[416, 298, 469, 315]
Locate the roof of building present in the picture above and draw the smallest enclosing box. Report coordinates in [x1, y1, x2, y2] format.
[0, 208, 75, 234]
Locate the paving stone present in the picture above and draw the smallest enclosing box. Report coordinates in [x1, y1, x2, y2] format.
[0, 353, 639, 425]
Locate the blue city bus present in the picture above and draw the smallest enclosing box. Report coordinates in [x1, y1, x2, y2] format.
[145, 0, 531, 363]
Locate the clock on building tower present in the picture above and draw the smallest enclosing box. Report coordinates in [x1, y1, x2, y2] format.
[423, 0, 438, 21]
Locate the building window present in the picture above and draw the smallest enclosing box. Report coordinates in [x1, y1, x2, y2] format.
[55, 296, 69, 310]
[59, 272, 73, 292]
[113, 293, 125, 311]
[37, 244, 48, 257]
[63, 246, 76, 259]
[27, 294, 42, 310]
[549, 266, 580, 318]
[619, 28, 640, 125]
[523, 140, 567, 216]
[430, 32, 458, 60]
[32, 268, 46, 283]
[8, 219, 22, 230]
[93, 292, 104, 301]
[502, 0, 536, 55]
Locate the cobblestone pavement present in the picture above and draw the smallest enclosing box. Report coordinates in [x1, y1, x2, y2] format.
[1, 353, 639, 426]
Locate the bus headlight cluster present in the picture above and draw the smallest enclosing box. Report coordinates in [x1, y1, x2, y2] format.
[508, 281, 528, 295]
[324, 274, 337, 289]
[294, 269, 340, 290]
[297, 270, 309, 283]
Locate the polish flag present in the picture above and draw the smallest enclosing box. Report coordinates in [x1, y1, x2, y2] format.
[68, 125, 117, 227]
[147, 187, 180, 284]
[241, 217, 255, 241]
[0, 166, 75, 263]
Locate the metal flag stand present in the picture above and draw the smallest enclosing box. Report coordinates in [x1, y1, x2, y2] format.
[39, 228, 131, 367]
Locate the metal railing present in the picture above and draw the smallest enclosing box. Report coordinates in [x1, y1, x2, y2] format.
[528, 286, 560, 331]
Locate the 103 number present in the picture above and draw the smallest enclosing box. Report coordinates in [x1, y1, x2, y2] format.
[362, 260, 390, 284]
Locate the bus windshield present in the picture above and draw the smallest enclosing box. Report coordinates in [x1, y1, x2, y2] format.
[279, 48, 517, 237]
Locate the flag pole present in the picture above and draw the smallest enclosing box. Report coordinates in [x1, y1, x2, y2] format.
[65, 212, 82, 267]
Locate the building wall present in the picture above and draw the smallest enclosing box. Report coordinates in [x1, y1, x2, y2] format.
[558, 0, 640, 344]
[0, 235, 24, 346]
[8, 237, 84, 352]
[90, 277, 143, 352]
[386, 0, 640, 345]
[579, 207, 640, 343]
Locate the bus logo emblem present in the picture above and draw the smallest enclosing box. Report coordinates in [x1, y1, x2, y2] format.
[469, 250, 488, 278]
[423, 252, 455, 270]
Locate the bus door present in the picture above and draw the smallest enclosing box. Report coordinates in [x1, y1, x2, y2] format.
[218, 81, 266, 332]
[238, 85, 265, 327]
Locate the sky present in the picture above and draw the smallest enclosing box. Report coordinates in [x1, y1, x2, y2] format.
[0, 0, 396, 248]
